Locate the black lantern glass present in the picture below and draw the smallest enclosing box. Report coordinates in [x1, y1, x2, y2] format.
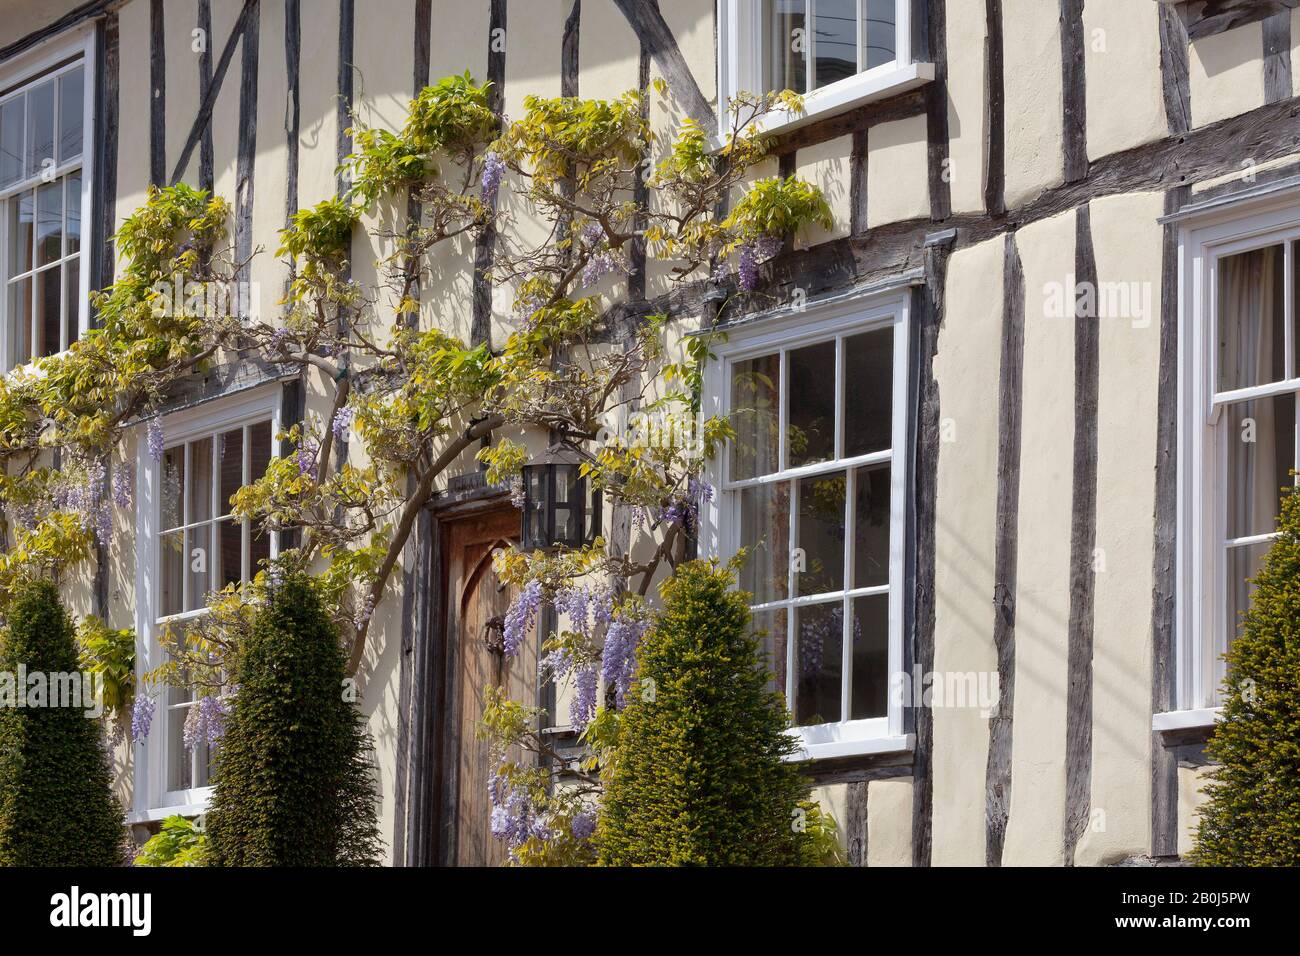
[520, 446, 602, 550]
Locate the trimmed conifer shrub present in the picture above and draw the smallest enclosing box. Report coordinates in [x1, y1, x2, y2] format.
[0, 579, 126, 866]
[597, 560, 811, 865]
[205, 572, 382, 866]
[1193, 488, 1300, 866]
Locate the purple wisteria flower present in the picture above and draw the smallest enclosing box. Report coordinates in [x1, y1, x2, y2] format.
[113, 464, 134, 511]
[502, 579, 543, 657]
[147, 418, 165, 462]
[131, 695, 156, 742]
[332, 405, 356, 443]
[481, 152, 505, 204]
[570, 809, 597, 841]
[488, 773, 550, 850]
[183, 691, 235, 752]
[738, 242, 760, 291]
[570, 663, 598, 732]
[296, 439, 318, 480]
[600, 609, 651, 708]
[509, 476, 526, 510]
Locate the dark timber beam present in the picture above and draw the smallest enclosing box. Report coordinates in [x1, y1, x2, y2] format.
[236, 1, 259, 288]
[612, 0, 716, 130]
[1061, 0, 1087, 183]
[198, 0, 214, 192]
[1263, 10, 1293, 104]
[986, 230, 1024, 867]
[983, 0, 1006, 216]
[1167, 0, 1300, 42]
[926, 0, 952, 221]
[471, 0, 507, 349]
[908, 230, 952, 867]
[149, 0, 165, 185]
[1150, 185, 1189, 859]
[1160, 3, 1191, 135]
[336, 0, 354, 197]
[1063, 203, 1099, 866]
[171, 0, 258, 186]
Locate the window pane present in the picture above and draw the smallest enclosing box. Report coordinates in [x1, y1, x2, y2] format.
[250, 420, 273, 481]
[64, 254, 79, 348]
[218, 519, 243, 591]
[864, 0, 896, 70]
[24, 80, 54, 180]
[35, 180, 61, 266]
[797, 471, 846, 596]
[0, 97, 22, 188]
[813, 0, 858, 88]
[187, 524, 211, 611]
[6, 277, 31, 367]
[1226, 541, 1271, 652]
[35, 265, 59, 358]
[739, 480, 791, 604]
[160, 529, 184, 618]
[9, 192, 33, 276]
[795, 601, 843, 726]
[765, 0, 808, 94]
[65, 173, 81, 255]
[730, 353, 780, 480]
[844, 327, 893, 456]
[1225, 393, 1295, 539]
[787, 339, 836, 468]
[58, 67, 83, 162]
[850, 594, 889, 719]
[162, 446, 185, 530]
[189, 437, 214, 524]
[854, 463, 891, 588]
[194, 739, 210, 788]
[751, 608, 789, 700]
[219, 428, 244, 515]
[1217, 245, 1285, 393]
[167, 704, 192, 792]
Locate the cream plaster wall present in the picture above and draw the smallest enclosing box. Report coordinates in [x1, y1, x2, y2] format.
[1189, 23, 1265, 130]
[1002, 0, 1064, 209]
[929, 236, 1003, 866]
[944, 0, 986, 215]
[1000, 209, 1075, 866]
[1083, 0, 1166, 160]
[866, 113, 928, 228]
[1073, 191, 1163, 866]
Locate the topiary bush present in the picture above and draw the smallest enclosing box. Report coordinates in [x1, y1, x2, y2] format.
[1193, 487, 1300, 866]
[0, 579, 126, 866]
[597, 559, 811, 865]
[205, 571, 382, 866]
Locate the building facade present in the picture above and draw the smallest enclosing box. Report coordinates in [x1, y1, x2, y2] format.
[0, 0, 1292, 865]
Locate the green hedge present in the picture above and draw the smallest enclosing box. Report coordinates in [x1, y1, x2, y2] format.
[598, 560, 811, 865]
[0, 580, 125, 866]
[1194, 489, 1300, 866]
[205, 572, 381, 866]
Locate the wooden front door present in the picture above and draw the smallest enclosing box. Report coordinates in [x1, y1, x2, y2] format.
[439, 505, 537, 867]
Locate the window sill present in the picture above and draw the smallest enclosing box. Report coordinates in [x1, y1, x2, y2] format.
[1152, 707, 1221, 735]
[787, 730, 914, 762]
[126, 792, 212, 826]
[734, 61, 935, 141]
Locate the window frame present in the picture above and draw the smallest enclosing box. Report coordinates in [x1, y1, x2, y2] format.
[131, 386, 285, 822]
[698, 286, 914, 760]
[0, 25, 95, 373]
[1171, 188, 1300, 728]
[717, 0, 933, 139]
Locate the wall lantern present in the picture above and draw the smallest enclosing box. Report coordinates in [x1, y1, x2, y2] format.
[520, 443, 602, 551]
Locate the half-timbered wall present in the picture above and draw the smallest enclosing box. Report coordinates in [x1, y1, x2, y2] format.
[2, 0, 1293, 865]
